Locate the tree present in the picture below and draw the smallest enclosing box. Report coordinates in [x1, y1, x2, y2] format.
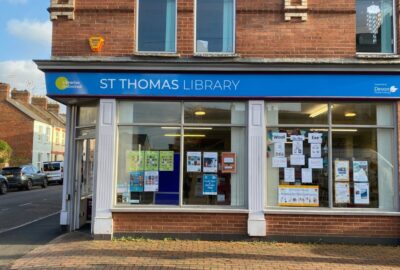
[0, 140, 12, 164]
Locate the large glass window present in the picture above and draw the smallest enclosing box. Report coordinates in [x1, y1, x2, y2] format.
[196, 0, 234, 53]
[356, 0, 394, 53]
[266, 102, 396, 210]
[138, 0, 176, 52]
[116, 101, 247, 207]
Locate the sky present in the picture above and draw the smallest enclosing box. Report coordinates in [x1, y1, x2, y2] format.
[0, 0, 51, 96]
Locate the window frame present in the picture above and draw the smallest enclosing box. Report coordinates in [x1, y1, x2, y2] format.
[265, 101, 398, 212]
[136, 0, 178, 54]
[355, 0, 397, 55]
[194, 0, 236, 55]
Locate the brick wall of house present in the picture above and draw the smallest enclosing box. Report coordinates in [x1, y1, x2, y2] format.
[51, 0, 361, 58]
[266, 215, 400, 238]
[113, 213, 248, 235]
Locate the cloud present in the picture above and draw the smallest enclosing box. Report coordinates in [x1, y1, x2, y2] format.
[6, 19, 51, 46]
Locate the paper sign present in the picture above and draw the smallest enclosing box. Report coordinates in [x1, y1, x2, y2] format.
[284, 168, 295, 183]
[145, 151, 159, 171]
[353, 161, 368, 182]
[129, 172, 144, 192]
[308, 133, 323, 144]
[309, 158, 323, 169]
[274, 142, 285, 157]
[203, 152, 218, 173]
[292, 141, 303, 155]
[159, 151, 174, 171]
[310, 144, 321, 158]
[144, 171, 159, 192]
[203, 174, 218, 195]
[126, 150, 144, 172]
[187, 152, 202, 172]
[272, 132, 287, 143]
[335, 182, 350, 204]
[272, 157, 287, 168]
[278, 185, 319, 207]
[301, 168, 312, 184]
[335, 160, 349, 181]
[290, 155, 305, 166]
[221, 152, 236, 173]
[117, 183, 129, 194]
[354, 182, 370, 204]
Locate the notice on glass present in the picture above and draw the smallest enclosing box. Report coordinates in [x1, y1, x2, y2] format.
[117, 183, 129, 194]
[144, 151, 159, 171]
[310, 144, 321, 158]
[203, 152, 218, 173]
[274, 142, 285, 157]
[353, 161, 368, 182]
[292, 141, 303, 155]
[308, 158, 323, 169]
[301, 168, 312, 184]
[126, 150, 144, 172]
[284, 168, 295, 183]
[354, 182, 370, 204]
[129, 171, 144, 192]
[290, 155, 305, 166]
[290, 135, 305, 141]
[203, 174, 218, 195]
[308, 133, 323, 144]
[221, 152, 236, 173]
[187, 152, 202, 172]
[335, 160, 349, 181]
[335, 182, 350, 204]
[272, 132, 287, 143]
[159, 151, 174, 171]
[144, 171, 159, 192]
[272, 157, 287, 168]
[278, 185, 319, 207]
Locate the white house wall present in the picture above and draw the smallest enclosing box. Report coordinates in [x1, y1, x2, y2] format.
[32, 120, 53, 169]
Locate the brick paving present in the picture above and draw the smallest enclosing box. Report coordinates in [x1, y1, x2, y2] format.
[8, 232, 400, 270]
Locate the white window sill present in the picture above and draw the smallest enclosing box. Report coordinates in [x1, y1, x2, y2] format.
[265, 207, 400, 216]
[111, 205, 248, 214]
[193, 53, 239, 58]
[356, 53, 399, 59]
[134, 52, 180, 57]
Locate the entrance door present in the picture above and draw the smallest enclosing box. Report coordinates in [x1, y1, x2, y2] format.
[74, 138, 96, 230]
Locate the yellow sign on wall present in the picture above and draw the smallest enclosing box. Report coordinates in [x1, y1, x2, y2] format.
[89, 36, 105, 52]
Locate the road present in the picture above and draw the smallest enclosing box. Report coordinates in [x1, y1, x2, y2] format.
[0, 185, 64, 269]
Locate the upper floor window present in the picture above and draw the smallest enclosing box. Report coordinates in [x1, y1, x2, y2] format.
[356, 0, 394, 53]
[196, 0, 235, 54]
[137, 0, 176, 53]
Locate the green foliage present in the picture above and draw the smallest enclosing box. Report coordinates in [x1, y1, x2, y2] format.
[0, 140, 12, 164]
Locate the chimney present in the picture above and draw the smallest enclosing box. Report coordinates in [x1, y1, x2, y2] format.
[47, 103, 60, 114]
[0, 83, 10, 100]
[11, 89, 30, 104]
[31, 96, 48, 111]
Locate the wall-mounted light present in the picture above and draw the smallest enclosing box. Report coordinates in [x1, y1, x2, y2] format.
[89, 36, 105, 52]
[164, 134, 206, 137]
[195, 111, 206, 116]
[345, 112, 357, 117]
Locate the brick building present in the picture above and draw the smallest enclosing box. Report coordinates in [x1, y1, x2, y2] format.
[36, 0, 400, 243]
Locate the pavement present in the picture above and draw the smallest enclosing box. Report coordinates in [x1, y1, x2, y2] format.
[7, 232, 400, 270]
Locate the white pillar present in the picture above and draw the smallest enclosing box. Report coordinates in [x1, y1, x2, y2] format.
[247, 100, 267, 236]
[93, 99, 116, 238]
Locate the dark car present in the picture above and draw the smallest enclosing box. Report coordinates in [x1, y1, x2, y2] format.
[1, 165, 48, 190]
[0, 174, 8, 195]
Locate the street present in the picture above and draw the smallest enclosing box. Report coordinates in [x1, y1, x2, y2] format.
[0, 185, 64, 269]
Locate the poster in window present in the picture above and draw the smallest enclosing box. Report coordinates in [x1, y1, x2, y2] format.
[290, 155, 305, 166]
[203, 174, 218, 195]
[272, 132, 287, 143]
[278, 185, 319, 207]
[203, 152, 218, 173]
[144, 151, 159, 171]
[334, 160, 349, 181]
[272, 157, 287, 168]
[290, 135, 305, 142]
[221, 152, 236, 173]
[159, 151, 174, 171]
[274, 142, 285, 157]
[354, 182, 370, 204]
[144, 171, 159, 192]
[301, 168, 312, 184]
[187, 152, 202, 172]
[310, 144, 321, 158]
[126, 150, 144, 172]
[308, 133, 323, 144]
[292, 141, 303, 155]
[308, 158, 323, 169]
[353, 161, 368, 182]
[284, 168, 295, 183]
[129, 172, 144, 192]
[335, 182, 350, 204]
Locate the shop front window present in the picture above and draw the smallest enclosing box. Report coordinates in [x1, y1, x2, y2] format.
[116, 101, 247, 207]
[266, 102, 396, 210]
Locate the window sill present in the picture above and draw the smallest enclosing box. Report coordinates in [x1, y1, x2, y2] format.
[264, 207, 400, 216]
[134, 52, 180, 57]
[111, 205, 248, 214]
[356, 53, 399, 60]
[193, 53, 239, 58]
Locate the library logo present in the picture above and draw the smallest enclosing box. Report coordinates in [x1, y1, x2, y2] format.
[374, 83, 398, 95]
[55, 76, 83, 91]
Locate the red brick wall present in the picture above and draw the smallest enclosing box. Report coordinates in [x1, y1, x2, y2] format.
[266, 215, 400, 238]
[113, 213, 248, 234]
[51, 0, 366, 58]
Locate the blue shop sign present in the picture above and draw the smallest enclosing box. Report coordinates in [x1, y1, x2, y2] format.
[203, 174, 218, 196]
[46, 72, 400, 98]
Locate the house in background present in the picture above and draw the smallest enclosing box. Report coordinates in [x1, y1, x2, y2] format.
[0, 82, 66, 168]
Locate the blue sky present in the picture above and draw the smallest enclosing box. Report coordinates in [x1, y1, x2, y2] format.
[0, 0, 51, 96]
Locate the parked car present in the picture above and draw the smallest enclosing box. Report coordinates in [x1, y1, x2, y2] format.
[1, 165, 47, 190]
[42, 161, 64, 185]
[0, 174, 8, 195]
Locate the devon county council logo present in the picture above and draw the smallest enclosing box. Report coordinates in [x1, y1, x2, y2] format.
[390, 86, 398, 93]
[55, 77, 69, 90]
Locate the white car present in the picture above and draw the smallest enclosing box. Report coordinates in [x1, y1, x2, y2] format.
[42, 161, 64, 184]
